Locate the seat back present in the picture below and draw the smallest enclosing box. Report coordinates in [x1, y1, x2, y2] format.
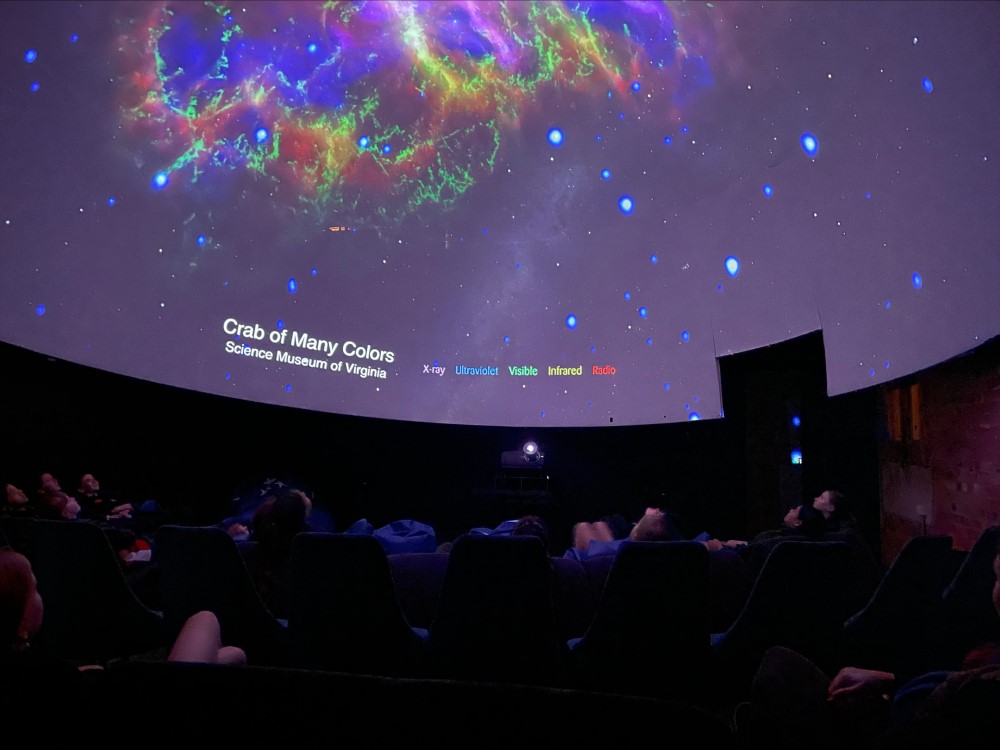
[712, 540, 853, 691]
[568, 541, 711, 699]
[549, 556, 599, 643]
[27, 519, 165, 663]
[427, 534, 559, 684]
[745, 532, 883, 622]
[843, 534, 955, 680]
[387, 552, 450, 630]
[287, 532, 426, 674]
[154, 524, 288, 666]
[824, 530, 884, 616]
[936, 525, 1000, 666]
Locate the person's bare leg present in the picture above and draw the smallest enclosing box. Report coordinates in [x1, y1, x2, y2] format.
[572, 520, 615, 551]
[215, 646, 248, 665]
[168, 610, 247, 665]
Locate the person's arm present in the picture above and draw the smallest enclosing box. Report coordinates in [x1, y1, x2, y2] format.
[828, 666, 896, 703]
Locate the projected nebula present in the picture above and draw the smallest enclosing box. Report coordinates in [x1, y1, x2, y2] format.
[0, 1, 998, 428]
[116, 0, 710, 226]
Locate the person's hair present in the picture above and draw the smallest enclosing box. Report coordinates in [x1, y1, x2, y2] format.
[38, 490, 73, 520]
[5, 484, 28, 506]
[251, 489, 309, 565]
[0, 549, 34, 650]
[823, 490, 858, 529]
[512, 515, 550, 550]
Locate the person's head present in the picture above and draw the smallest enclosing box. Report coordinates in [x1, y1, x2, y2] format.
[512, 515, 550, 550]
[0, 549, 44, 652]
[38, 472, 61, 497]
[39, 491, 80, 521]
[251, 489, 309, 561]
[79, 474, 100, 495]
[813, 490, 851, 522]
[5, 484, 28, 506]
[293, 488, 313, 518]
[629, 508, 678, 542]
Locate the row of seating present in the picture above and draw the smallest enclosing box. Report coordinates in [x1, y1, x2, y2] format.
[6, 517, 998, 708]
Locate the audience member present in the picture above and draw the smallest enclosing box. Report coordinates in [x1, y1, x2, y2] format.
[36, 489, 82, 521]
[221, 475, 332, 540]
[811, 489, 859, 532]
[702, 500, 830, 552]
[1, 547, 245, 668]
[564, 507, 684, 560]
[36, 471, 63, 504]
[76, 472, 174, 538]
[247, 488, 312, 619]
[738, 536, 1000, 748]
[76, 473, 133, 522]
[2, 483, 36, 519]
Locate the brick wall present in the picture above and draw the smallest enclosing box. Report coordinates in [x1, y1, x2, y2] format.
[879, 337, 1000, 562]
